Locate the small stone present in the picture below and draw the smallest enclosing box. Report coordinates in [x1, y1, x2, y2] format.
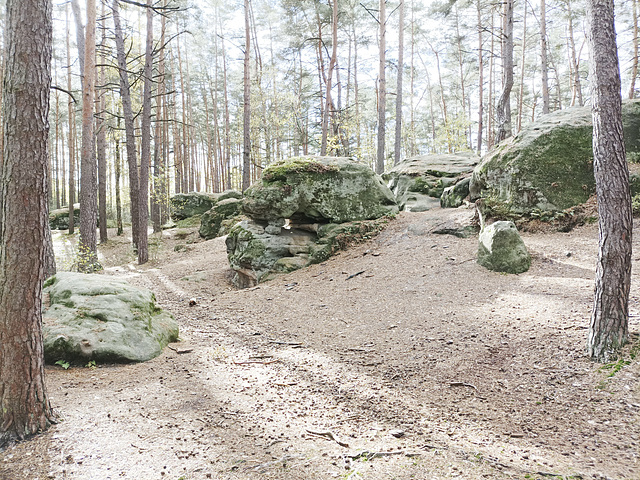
[389, 429, 405, 438]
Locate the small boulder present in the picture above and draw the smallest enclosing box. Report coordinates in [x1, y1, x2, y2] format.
[386, 152, 479, 211]
[477, 221, 531, 274]
[42, 272, 178, 363]
[199, 197, 243, 240]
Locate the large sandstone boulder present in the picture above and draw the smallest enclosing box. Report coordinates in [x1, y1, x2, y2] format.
[386, 152, 479, 212]
[470, 100, 640, 215]
[243, 156, 398, 223]
[226, 157, 397, 287]
[49, 204, 80, 230]
[477, 221, 531, 274]
[226, 217, 390, 288]
[42, 272, 178, 364]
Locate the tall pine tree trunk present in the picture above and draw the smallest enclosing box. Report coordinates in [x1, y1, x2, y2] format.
[113, 0, 140, 250]
[540, 0, 550, 114]
[0, 0, 55, 447]
[376, 0, 386, 174]
[586, 0, 633, 362]
[394, 0, 404, 165]
[79, 0, 99, 271]
[138, 0, 153, 265]
[321, 0, 338, 156]
[96, 2, 107, 244]
[495, 0, 514, 143]
[242, 0, 252, 191]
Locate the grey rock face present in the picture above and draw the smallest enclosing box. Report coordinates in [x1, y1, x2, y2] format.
[43, 272, 178, 363]
[477, 221, 531, 274]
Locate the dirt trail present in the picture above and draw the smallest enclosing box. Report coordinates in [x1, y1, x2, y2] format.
[1, 210, 639, 480]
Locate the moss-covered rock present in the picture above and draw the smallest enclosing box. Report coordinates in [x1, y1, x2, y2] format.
[477, 221, 531, 274]
[243, 156, 398, 223]
[441, 177, 471, 208]
[225, 220, 316, 287]
[170, 192, 219, 220]
[49, 204, 80, 230]
[386, 152, 479, 211]
[225, 216, 393, 288]
[470, 99, 640, 216]
[42, 272, 178, 363]
[199, 198, 243, 240]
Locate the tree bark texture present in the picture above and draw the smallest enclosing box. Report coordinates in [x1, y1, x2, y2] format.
[97, 6, 107, 244]
[630, 0, 639, 99]
[394, 0, 404, 166]
[138, 0, 153, 265]
[113, 0, 140, 249]
[320, 0, 338, 156]
[586, 0, 633, 362]
[376, 0, 386, 174]
[79, 0, 99, 271]
[0, 0, 55, 447]
[540, 0, 550, 114]
[70, 0, 85, 89]
[242, 0, 251, 191]
[496, 0, 514, 143]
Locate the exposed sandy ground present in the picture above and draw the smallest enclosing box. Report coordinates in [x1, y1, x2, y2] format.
[1, 209, 639, 480]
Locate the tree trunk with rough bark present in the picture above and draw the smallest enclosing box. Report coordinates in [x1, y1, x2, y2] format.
[0, 0, 55, 447]
[321, 0, 338, 156]
[495, 0, 514, 143]
[376, 0, 386, 174]
[79, 0, 99, 271]
[540, 0, 550, 114]
[138, 0, 153, 265]
[96, 2, 107, 244]
[394, 0, 404, 165]
[586, 0, 633, 362]
[242, 0, 251, 191]
[630, 0, 639, 99]
[113, 0, 140, 250]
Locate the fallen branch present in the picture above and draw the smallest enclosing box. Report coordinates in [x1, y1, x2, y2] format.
[306, 429, 349, 447]
[346, 270, 366, 280]
[348, 450, 412, 461]
[449, 381, 478, 390]
[233, 358, 279, 365]
[167, 345, 193, 354]
[269, 340, 304, 347]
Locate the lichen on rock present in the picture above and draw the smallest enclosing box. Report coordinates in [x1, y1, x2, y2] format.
[42, 272, 178, 363]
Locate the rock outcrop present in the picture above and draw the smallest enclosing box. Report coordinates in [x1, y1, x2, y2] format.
[49, 204, 80, 230]
[477, 221, 531, 274]
[386, 152, 479, 211]
[199, 197, 243, 240]
[170, 192, 219, 220]
[226, 157, 397, 287]
[470, 100, 640, 216]
[42, 272, 178, 363]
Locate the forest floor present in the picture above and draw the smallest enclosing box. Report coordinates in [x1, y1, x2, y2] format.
[1, 208, 640, 480]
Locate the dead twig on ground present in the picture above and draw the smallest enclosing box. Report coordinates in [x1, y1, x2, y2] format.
[346, 270, 366, 280]
[233, 358, 279, 365]
[306, 429, 349, 447]
[449, 381, 478, 390]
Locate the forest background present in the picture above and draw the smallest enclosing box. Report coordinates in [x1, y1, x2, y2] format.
[0, 0, 638, 232]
